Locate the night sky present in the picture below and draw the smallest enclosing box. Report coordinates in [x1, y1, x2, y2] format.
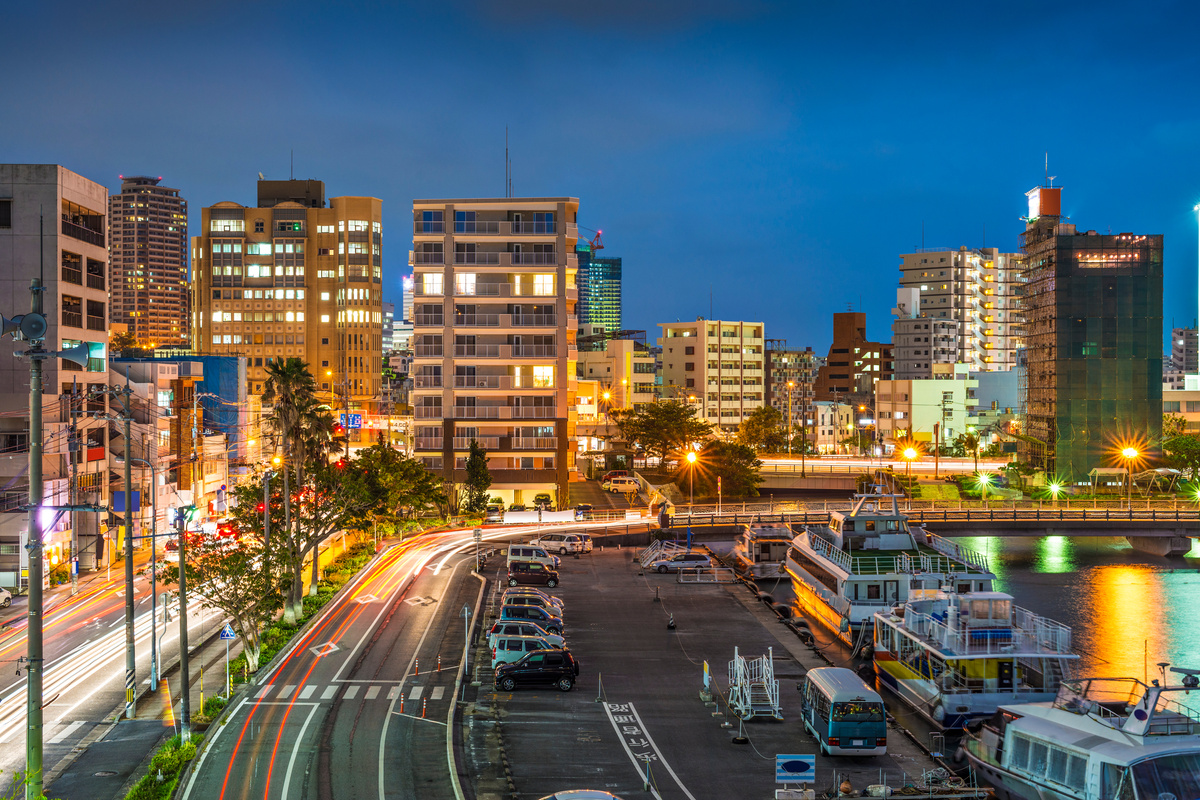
[6, 0, 1200, 350]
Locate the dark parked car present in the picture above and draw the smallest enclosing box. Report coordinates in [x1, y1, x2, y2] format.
[494, 648, 580, 692]
[508, 562, 560, 588]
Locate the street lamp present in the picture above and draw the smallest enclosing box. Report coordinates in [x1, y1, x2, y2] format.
[1122, 447, 1139, 508]
[1048, 482, 1061, 508]
[903, 447, 917, 505]
[977, 472, 993, 508]
[602, 390, 611, 426]
[686, 450, 697, 511]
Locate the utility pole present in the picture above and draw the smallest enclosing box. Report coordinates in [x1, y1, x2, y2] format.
[122, 371, 136, 720]
[24, 276, 46, 800]
[177, 506, 191, 742]
[67, 379, 79, 595]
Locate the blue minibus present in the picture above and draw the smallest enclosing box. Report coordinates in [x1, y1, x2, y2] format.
[799, 667, 887, 756]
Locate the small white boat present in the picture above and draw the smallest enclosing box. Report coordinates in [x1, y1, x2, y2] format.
[784, 489, 995, 647]
[963, 667, 1200, 800]
[732, 523, 792, 578]
[873, 589, 1078, 731]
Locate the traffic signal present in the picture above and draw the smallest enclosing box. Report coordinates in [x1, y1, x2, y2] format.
[255, 502, 265, 514]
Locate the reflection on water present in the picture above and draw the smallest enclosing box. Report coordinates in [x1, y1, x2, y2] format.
[961, 534, 1200, 677]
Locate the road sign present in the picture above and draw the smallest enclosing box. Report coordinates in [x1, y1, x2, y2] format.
[775, 754, 815, 783]
[220, 624, 237, 641]
[340, 413, 363, 429]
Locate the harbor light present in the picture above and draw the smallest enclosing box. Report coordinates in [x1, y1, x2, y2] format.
[1122, 447, 1138, 460]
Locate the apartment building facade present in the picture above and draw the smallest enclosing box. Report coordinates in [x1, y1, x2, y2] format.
[107, 176, 189, 347]
[897, 246, 1023, 371]
[0, 165, 113, 586]
[577, 338, 657, 412]
[410, 197, 580, 507]
[892, 287, 959, 379]
[875, 365, 977, 451]
[659, 319, 764, 432]
[191, 180, 384, 449]
[764, 340, 815, 429]
[812, 312, 893, 405]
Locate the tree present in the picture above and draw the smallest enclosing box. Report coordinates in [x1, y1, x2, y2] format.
[356, 441, 446, 529]
[614, 401, 715, 463]
[1164, 414, 1188, 440]
[1164, 434, 1200, 479]
[839, 431, 872, 455]
[736, 405, 786, 453]
[462, 439, 492, 513]
[957, 431, 980, 472]
[674, 440, 763, 498]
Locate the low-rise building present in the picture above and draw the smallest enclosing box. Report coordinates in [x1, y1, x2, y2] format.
[875, 365, 977, 452]
[577, 338, 657, 413]
[811, 401, 855, 454]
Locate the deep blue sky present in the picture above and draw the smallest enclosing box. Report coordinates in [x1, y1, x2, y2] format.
[6, 0, 1200, 350]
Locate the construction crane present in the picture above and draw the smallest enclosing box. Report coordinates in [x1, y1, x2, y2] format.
[578, 225, 604, 253]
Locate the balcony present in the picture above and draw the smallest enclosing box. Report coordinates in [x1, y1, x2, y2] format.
[412, 251, 445, 265]
[61, 217, 104, 247]
[451, 344, 557, 359]
[86, 315, 105, 331]
[414, 220, 568, 237]
[449, 406, 509, 419]
[512, 407, 556, 419]
[414, 346, 444, 357]
[452, 436, 500, 450]
[414, 407, 443, 419]
[415, 436, 443, 449]
[513, 345, 557, 358]
[454, 375, 512, 389]
[414, 314, 444, 326]
[413, 375, 443, 388]
[512, 314, 557, 327]
[61, 311, 83, 328]
[452, 314, 501, 327]
[511, 437, 558, 450]
[511, 251, 558, 265]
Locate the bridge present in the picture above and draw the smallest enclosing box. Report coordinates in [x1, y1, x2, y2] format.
[665, 504, 1200, 557]
[756, 459, 1002, 490]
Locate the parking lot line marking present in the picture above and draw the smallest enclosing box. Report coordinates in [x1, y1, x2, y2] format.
[343, 685, 359, 700]
[365, 686, 380, 700]
[408, 686, 423, 700]
[430, 686, 445, 701]
[321, 685, 338, 700]
[298, 685, 316, 700]
[277, 685, 296, 699]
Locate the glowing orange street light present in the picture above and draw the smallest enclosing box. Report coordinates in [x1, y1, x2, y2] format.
[1121, 447, 1139, 507]
[686, 450, 698, 510]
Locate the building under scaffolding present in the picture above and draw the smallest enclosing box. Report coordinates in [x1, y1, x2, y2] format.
[1020, 185, 1163, 480]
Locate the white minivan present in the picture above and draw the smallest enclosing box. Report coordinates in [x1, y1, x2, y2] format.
[506, 544, 560, 570]
[607, 476, 640, 493]
[528, 532, 588, 555]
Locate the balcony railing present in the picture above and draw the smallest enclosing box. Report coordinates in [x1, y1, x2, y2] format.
[412, 251, 445, 264]
[414, 407, 443, 419]
[512, 407, 556, 419]
[449, 406, 507, 419]
[454, 344, 501, 358]
[454, 252, 501, 265]
[454, 375, 512, 389]
[511, 252, 557, 265]
[511, 437, 558, 450]
[513, 345, 557, 357]
[86, 272, 105, 290]
[453, 314, 501, 327]
[61, 311, 83, 328]
[86, 315, 105, 331]
[512, 314, 556, 327]
[414, 314, 444, 326]
[415, 436, 443, 449]
[414, 220, 566, 236]
[413, 376, 443, 388]
[414, 346, 444, 357]
[61, 218, 104, 247]
[61, 266, 83, 285]
[452, 436, 500, 450]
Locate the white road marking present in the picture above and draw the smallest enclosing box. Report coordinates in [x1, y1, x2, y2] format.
[47, 720, 85, 744]
[343, 685, 359, 700]
[430, 686, 444, 701]
[298, 685, 316, 700]
[386, 687, 397, 699]
[321, 685, 337, 700]
[407, 686, 422, 700]
[365, 686, 380, 700]
[255, 685, 273, 699]
[280, 703, 320, 800]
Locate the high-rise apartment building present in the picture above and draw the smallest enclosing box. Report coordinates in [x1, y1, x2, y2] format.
[892, 287, 959, 379]
[812, 312, 893, 405]
[0, 165, 113, 578]
[1169, 327, 1197, 373]
[410, 197, 580, 507]
[191, 180, 384, 447]
[896, 246, 1024, 371]
[659, 319, 764, 432]
[764, 340, 815, 429]
[1020, 184, 1163, 478]
[577, 240, 621, 334]
[107, 176, 189, 347]
[382, 302, 395, 353]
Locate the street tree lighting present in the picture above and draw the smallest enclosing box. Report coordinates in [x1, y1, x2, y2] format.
[977, 472, 993, 507]
[1121, 447, 1139, 508]
[1048, 482, 1062, 508]
[787, 381, 795, 456]
[902, 447, 918, 505]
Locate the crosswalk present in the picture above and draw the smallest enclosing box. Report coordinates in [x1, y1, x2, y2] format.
[249, 682, 449, 704]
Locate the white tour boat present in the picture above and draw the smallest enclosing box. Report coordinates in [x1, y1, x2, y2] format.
[964, 667, 1200, 800]
[784, 489, 996, 648]
[873, 588, 1078, 731]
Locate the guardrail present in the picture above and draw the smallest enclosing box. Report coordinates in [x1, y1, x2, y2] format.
[677, 567, 738, 584]
[665, 507, 1200, 527]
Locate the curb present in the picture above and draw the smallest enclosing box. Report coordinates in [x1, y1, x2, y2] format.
[447, 571, 487, 800]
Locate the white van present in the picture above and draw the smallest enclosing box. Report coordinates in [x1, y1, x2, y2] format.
[506, 544, 560, 570]
[607, 476, 640, 494]
[528, 532, 587, 555]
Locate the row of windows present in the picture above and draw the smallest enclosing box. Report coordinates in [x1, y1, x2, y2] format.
[211, 289, 305, 300]
[212, 310, 305, 322]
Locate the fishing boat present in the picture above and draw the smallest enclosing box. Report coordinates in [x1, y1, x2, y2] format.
[732, 523, 793, 578]
[963, 666, 1200, 800]
[873, 588, 1078, 730]
[784, 489, 995, 648]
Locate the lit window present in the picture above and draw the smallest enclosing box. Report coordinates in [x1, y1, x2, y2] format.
[285, 289, 295, 299]
[321, 292, 330, 301]
[455, 273, 476, 295]
[297, 312, 304, 322]
[296, 289, 304, 299]
[533, 274, 554, 295]
[321, 314, 330, 323]
[532, 365, 554, 388]
[285, 312, 295, 322]
[348, 220, 368, 232]
[423, 274, 443, 295]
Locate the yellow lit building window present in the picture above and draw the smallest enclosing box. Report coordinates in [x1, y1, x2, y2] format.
[532, 366, 554, 388]
[533, 274, 554, 296]
[422, 273, 443, 295]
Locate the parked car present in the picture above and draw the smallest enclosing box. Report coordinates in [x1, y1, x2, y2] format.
[601, 470, 630, 486]
[577, 533, 594, 553]
[573, 503, 593, 520]
[508, 503, 527, 512]
[0, 587, 10, 608]
[502, 587, 564, 613]
[491, 635, 555, 669]
[507, 545, 560, 570]
[498, 604, 563, 635]
[649, 552, 712, 573]
[485, 504, 505, 523]
[501, 594, 564, 620]
[528, 532, 587, 555]
[533, 493, 554, 510]
[607, 477, 640, 494]
[487, 620, 565, 650]
[507, 562, 559, 588]
[495, 648, 580, 692]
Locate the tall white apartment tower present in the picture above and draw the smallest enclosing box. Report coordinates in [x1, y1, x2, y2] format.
[897, 247, 1023, 371]
[410, 197, 580, 507]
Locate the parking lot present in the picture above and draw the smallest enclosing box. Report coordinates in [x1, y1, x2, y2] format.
[463, 546, 947, 799]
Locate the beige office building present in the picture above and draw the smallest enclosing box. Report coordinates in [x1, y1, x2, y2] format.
[577, 338, 657, 412]
[659, 319, 765, 432]
[191, 180, 383, 446]
[410, 197, 579, 506]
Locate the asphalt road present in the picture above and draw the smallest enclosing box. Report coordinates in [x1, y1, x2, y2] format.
[0, 551, 215, 786]
[179, 532, 483, 800]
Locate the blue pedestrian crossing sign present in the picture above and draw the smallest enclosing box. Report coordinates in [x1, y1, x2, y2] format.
[220, 624, 237, 641]
[775, 754, 815, 783]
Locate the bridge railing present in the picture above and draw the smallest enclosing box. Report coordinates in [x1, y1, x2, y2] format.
[664, 506, 1200, 529]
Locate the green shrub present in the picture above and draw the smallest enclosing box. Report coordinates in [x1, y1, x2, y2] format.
[123, 734, 202, 800]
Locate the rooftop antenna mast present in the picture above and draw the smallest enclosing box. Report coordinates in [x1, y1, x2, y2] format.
[505, 128, 512, 198]
[290, 149, 294, 180]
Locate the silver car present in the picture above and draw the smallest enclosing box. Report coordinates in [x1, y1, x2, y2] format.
[487, 620, 565, 650]
[650, 552, 712, 574]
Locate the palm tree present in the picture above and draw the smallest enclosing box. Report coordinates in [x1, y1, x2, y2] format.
[959, 431, 980, 473]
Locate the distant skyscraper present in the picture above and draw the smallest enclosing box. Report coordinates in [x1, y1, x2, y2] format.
[382, 302, 395, 353]
[1020, 183, 1163, 478]
[107, 176, 189, 347]
[577, 241, 621, 333]
[402, 273, 414, 322]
